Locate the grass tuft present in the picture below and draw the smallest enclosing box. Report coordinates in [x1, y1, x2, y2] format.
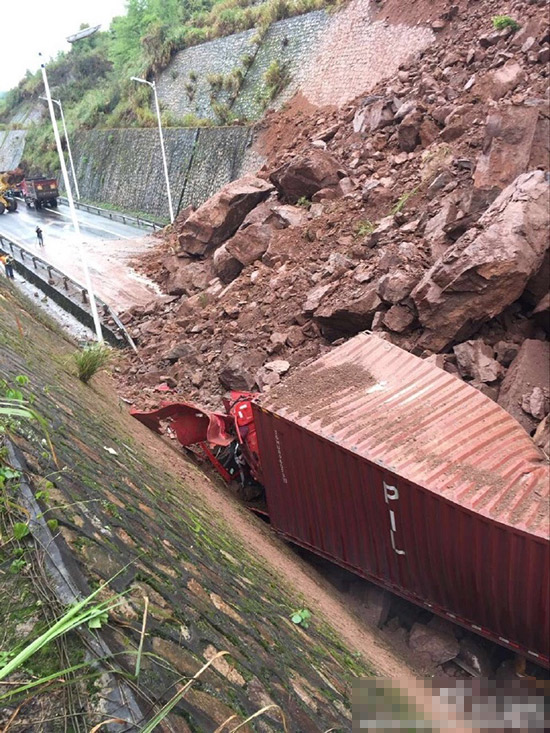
[73, 343, 111, 384]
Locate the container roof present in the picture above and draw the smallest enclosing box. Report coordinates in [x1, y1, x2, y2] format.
[260, 333, 549, 539]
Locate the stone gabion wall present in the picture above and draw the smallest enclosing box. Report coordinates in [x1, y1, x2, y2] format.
[72, 126, 252, 220]
[233, 10, 330, 120]
[156, 29, 256, 121]
[156, 11, 329, 123]
[0, 129, 27, 170]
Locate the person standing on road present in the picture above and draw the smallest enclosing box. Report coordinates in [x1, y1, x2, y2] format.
[0, 252, 15, 279]
[36, 226, 44, 246]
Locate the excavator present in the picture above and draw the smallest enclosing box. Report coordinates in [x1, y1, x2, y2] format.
[0, 168, 23, 214]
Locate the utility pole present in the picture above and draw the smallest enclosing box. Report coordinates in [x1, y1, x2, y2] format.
[40, 53, 103, 342]
[131, 77, 174, 223]
[40, 96, 80, 200]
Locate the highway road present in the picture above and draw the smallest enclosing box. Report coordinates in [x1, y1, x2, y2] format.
[0, 200, 162, 309]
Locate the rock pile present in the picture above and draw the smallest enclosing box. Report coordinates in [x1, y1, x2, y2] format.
[119, 0, 549, 446]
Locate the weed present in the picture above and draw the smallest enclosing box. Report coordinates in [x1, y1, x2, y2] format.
[355, 220, 376, 237]
[391, 186, 419, 216]
[263, 59, 291, 102]
[296, 196, 311, 209]
[73, 343, 111, 384]
[290, 608, 311, 628]
[492, 15, 520, 32]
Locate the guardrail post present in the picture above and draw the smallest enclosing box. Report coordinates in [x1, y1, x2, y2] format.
[32, 257, 37, 269]
[19, 249, 25, 261]
[81, 289, 88, 304]
[47, 266, 53, 280]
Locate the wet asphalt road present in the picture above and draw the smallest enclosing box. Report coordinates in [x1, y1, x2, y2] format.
[0, 199, 161, 308]
[0, 198, 140, 248]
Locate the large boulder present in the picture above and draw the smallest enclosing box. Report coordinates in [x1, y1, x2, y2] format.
[473, 106, 539, 194]
[413, 171, 550, 351]
[498, 339, 550, 435]
[163, 256, 213, 296]
[453, 340, 501, 383]
[270, 149, 343, 203]
[178, 175, 274, 256]
[213, 244, 243, 284]
[314, 284, 381, 335]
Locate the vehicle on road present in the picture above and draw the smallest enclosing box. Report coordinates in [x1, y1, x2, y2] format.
[0, 168, 23, 214]
[132, 333, 550, 669]
[20, 176, 59, 210]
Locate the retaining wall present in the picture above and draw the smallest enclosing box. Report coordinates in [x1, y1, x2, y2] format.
[156, 11, 330, 123]
[72, 125, 253, 220]
[0, 129, 27, 170]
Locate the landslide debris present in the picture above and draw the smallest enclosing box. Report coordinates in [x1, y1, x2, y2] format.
[120, 0, 549, 443]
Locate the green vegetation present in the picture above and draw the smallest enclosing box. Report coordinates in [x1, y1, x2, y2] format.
[1, 0, 345, 173]
[492, 15, 521, 31]
[73, 342, 112, 383]
[355, 219, 376, 236]
[290, 608, 312, 628]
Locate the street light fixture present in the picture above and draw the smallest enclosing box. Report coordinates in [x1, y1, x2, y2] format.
[131, 76, 174, 223]
[39, 53, 103, 342]
[39, 95, 80, 200]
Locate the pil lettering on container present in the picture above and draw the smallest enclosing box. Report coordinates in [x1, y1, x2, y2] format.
[36, 226, 44, 246]
[0, 252, 15, 279]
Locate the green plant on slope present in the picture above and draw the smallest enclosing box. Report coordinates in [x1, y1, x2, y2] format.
[73, 343, 111, 384]
[492, 15, 521, 31]
[290, 608, 311, 628]
[355, 219, 376, 237]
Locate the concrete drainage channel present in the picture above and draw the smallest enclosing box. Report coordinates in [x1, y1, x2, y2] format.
[0, 233, 136, 350]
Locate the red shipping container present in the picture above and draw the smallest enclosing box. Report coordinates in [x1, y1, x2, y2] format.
[254, 334, 550, 664]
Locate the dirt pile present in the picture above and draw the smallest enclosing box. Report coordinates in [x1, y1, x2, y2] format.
[119, 0, 549, 443]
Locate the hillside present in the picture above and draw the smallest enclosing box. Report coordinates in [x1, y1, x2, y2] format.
[0, 0, 340, 176]
[118, 0, 549, 459]
[2, 278, 419, 729]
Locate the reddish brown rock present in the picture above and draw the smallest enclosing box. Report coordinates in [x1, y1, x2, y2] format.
[398, 111, 422, 152]
[413, 171, 549, 350]
[164, 257, 213, 296]
[533, 415, 550, 456]
[377, 270, 418, 304]
[383, 305, 415, 333]
[219, 353, 260, 391]
[178, 175, 274, 256]
[473, 106, 539, 193]
[498, 339, 550, 435]
[270, 149, 343, 203]
[453, 340, 501, 383]
[487, 61, 524, 100]
[213, 244, 243, 284]
[353, 97, 395, 133]
[314, 284, 381, 334]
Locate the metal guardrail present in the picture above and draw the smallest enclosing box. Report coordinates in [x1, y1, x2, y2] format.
[57, 197, 165, 232]
[0, 233, 137, 351]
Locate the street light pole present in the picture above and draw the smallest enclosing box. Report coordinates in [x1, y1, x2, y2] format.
[39, 96, 80, 200]
[131, 77, 174, 223]
[40, 54, 103, 342]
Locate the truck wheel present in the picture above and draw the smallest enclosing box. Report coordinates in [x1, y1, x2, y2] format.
[35, 200, 42, 210]
[50, 199, 58, 208]
[6, 198, 17, 212]
[25, 198, 31, 208]
[0, 202, 5, 214]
